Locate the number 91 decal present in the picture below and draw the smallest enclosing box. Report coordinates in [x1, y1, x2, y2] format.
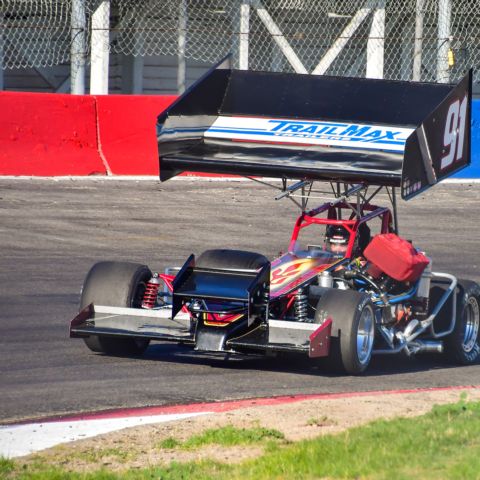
[441, 94, 468, 171]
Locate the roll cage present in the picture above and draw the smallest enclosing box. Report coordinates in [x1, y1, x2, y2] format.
[257, 179, 396, 261]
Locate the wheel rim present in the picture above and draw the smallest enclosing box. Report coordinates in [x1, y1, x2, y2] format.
[357, 305, 375, 365]
[462, 296, 480, 353]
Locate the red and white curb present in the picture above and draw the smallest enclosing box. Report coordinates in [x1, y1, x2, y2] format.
[1, 385, 478, 458]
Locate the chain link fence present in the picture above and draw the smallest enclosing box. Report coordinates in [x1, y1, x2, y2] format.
[1, 0, 72, 68]
[1, 0, 480, 82]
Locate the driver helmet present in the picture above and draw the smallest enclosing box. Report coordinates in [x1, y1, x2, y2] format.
[325, 225, 350, 254]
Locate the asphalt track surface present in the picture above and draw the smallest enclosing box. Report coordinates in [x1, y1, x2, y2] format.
[1, 178, 480, 422]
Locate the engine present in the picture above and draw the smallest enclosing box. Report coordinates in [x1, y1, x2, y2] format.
[340, 234, 432, 325]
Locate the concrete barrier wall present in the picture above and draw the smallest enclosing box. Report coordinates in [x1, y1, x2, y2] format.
[0, 91, 177, 176]
[95, 95, 176, 175]
[0, 91, 479, 178]
[0, 92, 105, 176]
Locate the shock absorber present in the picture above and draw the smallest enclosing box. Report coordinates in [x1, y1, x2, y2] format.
[262, 289, 270, 305]
[294, 288, 308, 322]
[261, 288, 270, 319]
[141, 273, 161, 309]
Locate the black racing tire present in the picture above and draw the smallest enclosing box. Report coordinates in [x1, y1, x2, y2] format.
[80, 261, 152, 356]
[444, 279, 480, 365]
[196, 249, 268, 270]
[314, 289, 375, 375]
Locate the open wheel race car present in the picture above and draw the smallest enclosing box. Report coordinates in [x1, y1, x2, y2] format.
[71, 60, 480, 374]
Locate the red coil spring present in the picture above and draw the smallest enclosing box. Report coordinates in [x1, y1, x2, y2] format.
[142, 277, 161, 309]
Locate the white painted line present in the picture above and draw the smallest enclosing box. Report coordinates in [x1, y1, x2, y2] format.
[0, 175, 255, 182]
[0, 175, 479, 184]
[441, 178, 480, 184]
[0, 412, 210, 458]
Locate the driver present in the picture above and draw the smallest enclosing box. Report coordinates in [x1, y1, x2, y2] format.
[325, 225, 350, 256]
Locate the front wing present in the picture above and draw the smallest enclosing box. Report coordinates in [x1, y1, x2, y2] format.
[70, 304, 332, 358]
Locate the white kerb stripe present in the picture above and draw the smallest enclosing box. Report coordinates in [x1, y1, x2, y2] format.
[0, 412, 210, 458]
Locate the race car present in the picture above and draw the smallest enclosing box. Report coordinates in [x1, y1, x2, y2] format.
[70, 60, 479, 374]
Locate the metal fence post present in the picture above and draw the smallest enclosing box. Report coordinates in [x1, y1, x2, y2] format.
[239, 1, 250, 70]
[366, 1, 385, 79]
[177, 0, 188, 95]
[413, 0, 425, 81]
[437, 0, 451, 83]
[0, 18, 3, 90]
[90, 0, 110, 95]
[71, 0, 86, 94]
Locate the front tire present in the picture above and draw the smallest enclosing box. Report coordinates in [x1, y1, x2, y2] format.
[80, 261, 152, 355]
[315, 289, 375, 375]
[445, 279, 480, 365]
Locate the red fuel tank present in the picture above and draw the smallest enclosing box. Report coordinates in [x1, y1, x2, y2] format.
[364, 234, 429, 282]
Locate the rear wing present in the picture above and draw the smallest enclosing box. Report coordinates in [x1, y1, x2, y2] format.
[157, 60, 471, 200]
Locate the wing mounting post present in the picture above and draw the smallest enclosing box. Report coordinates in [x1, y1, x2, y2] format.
[330, 183, 367, 219]
[275, 180, 311, 200]
[329, 183, 366, 206]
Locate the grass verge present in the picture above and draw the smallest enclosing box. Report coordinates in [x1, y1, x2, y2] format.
[3, 397, 480, 479]
[158, 425, 285, 450]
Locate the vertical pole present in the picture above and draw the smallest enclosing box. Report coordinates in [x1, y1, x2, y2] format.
[366, 4, 385, 79]
[392, 187, 399, 234]
[0, 18, 4, 90]
[132, 56, 144, 94]
[400, 20, 412, 80]
[413, 0, 425, 81]
[124, 52, 144, 94]
[239, 2, 249, 70]
[90, 0, 110, 95]
[132, 16, 144, 94]
[71, 0, 86, 94]
[177, 0, 187, 95]
[122, 16, 144, 94]
[437, 0, 451, 83]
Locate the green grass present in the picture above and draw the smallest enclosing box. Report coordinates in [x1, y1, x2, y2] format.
[66, 447, 134, 464]
[158, 437, 182, 449]
[0, 457, 15, 477]
[158, 425, 285, 451]
[234, 398, 480, 480]
[182, 425, 285, 449]
[305, 415, 335, 427]
[5, 398, 480, 479]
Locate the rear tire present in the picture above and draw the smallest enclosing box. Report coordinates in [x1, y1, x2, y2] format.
[196, 249, 268, 270]
[80, 261, 152, 355]
[315, 289, 375, 375]
[445, 279, 480, 365]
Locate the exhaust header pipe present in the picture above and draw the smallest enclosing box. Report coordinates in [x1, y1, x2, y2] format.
[406, 340, 443, 355]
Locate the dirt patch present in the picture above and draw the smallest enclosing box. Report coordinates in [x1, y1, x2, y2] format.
[19, 387, 480, 473]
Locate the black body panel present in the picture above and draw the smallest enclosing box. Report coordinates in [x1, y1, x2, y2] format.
[161, 140, 403, 186]
[401, 72, 472, 199]
[220, 70, 451, 126]
[171, 254, 270, 325]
